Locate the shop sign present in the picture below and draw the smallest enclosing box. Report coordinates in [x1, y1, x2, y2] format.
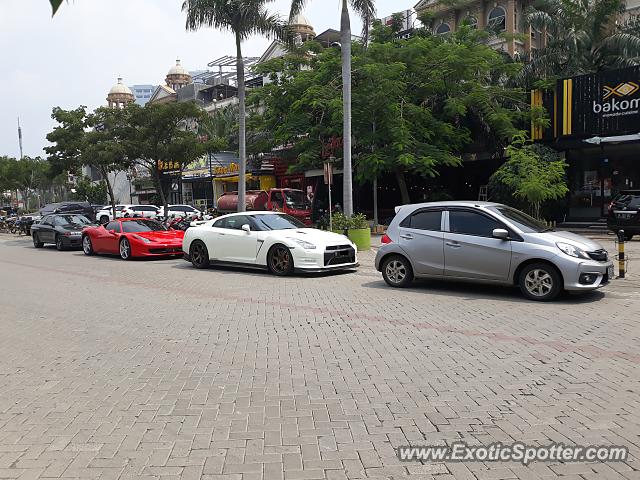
[559, 66, 640, 137]
[214, 162, 240, 176]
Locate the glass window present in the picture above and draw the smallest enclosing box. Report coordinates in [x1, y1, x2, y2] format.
[105, 221, 121, 233]
[488, 6, 506, 31]
[272, 192, 285, 208]
[436, 23, 451, 34]
[449, 210, 503, 237]
[132, 206, 158, 212]
[284, 191, 311, 210]
[487, 206, 548, 233]
[403, 210, 442, 231]
[122, 220, 166, 233]
[251, 214, 306, 231]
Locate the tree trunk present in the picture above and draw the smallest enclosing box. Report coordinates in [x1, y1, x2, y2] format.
[100, 166, 117, 222]
[394, 168, 411, 204]
[152, 163, 168, 225]
[236, 32, 247, 213]
[341, 0, 353, 217]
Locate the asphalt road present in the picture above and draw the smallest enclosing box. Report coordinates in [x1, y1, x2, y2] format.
[0, 234, 639, 480]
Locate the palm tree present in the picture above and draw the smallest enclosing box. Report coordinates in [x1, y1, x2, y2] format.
[521, 0, 640, 82]
[290, 0, 376, 217]
[183, 0, 289, 212]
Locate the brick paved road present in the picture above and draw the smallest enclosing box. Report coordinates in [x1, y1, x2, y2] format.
[0, 234, 639, 480]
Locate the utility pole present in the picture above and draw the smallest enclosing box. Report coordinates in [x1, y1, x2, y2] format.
[17, 118, 23, 159]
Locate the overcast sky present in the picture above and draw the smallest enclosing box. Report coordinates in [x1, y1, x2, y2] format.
[1, 0, 409, 159]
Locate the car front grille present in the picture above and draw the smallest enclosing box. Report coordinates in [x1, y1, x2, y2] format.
[588, 249, 608, 262]
[324, 246, 356, 266]
[149, 247, 182, 254]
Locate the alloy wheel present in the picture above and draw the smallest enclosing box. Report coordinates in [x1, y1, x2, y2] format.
[82, 236, 92, 255]
[119, 239, 131, 260]
[270, 246, 291, 274]
[524, 269, 553, 297]
[385, 260, 407, 285]
[191, 243, 208, 268]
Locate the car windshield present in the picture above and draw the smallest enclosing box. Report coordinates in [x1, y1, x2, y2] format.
[488, 206, 549, 233]
[284, 191, 311, 210]
[122, 220, 166, 233]
[58, 215, 92, 228]
[251, 214, 307, 231]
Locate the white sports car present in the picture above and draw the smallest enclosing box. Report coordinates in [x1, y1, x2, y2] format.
[182, 211, 359, 275]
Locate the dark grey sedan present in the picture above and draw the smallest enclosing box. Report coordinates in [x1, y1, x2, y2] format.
[31, 214, 94, 250]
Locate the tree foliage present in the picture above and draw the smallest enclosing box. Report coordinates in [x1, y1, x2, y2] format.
[122, 102, 224, 218]
[521, 0, 640, 82]
[490, 133, 569, 219]
[46, 106, 133, 216]
[249, 25, 529, 203]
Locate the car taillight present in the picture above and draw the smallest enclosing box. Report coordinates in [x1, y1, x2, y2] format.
[381, 234, 392, 244]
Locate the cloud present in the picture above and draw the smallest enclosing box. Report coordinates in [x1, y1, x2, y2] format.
[0, 0, 402, 159]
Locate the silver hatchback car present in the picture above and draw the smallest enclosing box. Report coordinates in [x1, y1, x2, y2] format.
[375, 202, 614, 301]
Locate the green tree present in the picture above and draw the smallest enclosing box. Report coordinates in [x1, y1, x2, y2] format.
[46, 106, 132, 218]
[290, 0, 377, 217]
[521, 0, 640, 82]
[183, 0, 290, 212]
[2, 157, 50, 211]
[72, 177, 108, 205]
[250, 26, 529, 204]
[122, 102, 224, 222]
[490, 133, 569, 219]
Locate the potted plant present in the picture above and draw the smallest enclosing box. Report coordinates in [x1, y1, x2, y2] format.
[346, 213, 371, 251]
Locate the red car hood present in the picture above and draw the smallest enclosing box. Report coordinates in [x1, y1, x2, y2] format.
[132, 230, 184, 242]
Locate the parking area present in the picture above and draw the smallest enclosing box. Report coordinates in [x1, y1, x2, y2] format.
[0, 233, 639, 480]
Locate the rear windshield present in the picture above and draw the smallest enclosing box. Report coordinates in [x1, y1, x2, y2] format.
[122, 220, 166, 233]
[612, 193, 640, 208]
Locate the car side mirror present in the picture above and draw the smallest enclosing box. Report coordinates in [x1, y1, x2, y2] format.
[242, 224, 251, 233]
[493, 228, 510, 240]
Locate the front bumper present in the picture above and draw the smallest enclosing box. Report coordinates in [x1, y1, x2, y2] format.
[137, 243, 183, 257]
[62, 234, 83, 247]
[561, 258, 615, 291]
[293, 245, 358, 272]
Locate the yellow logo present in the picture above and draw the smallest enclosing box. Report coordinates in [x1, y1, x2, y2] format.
[603, 82, 639, 100]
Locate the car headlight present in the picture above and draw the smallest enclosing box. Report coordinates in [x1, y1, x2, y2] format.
[288, 238, 316, 250]
[556, 242, 590, 259]
[132, 234, 151, 244]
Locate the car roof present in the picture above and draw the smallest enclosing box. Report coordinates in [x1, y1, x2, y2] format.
[395, 201, 503, 212]
[216, 211, 281, 219]
[115, 217, 159, 222]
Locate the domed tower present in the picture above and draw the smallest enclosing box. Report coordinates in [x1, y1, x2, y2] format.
[165, 59, 192, 91]
[289, 14, 316, 43]
[106, 77, 135, 108]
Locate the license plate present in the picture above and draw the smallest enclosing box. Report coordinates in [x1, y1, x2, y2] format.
[608, 265, 615, 279]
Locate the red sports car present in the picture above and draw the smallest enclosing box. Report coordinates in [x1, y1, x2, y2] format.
[81, 218, 184, 260]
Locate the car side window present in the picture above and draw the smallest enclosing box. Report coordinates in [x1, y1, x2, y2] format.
[214, 218, 229, 229]
[449, 210, 502, 237]
[227, 215, 252, 230]
[105, 221, 121, 233]
[400, 210, 442, 231]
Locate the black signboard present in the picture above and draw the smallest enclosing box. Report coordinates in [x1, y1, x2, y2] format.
[558, 66, 640, 138]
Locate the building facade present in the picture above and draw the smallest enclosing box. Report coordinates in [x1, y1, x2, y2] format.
[532, 66, 640, 220]
[130, 85, 156, 105]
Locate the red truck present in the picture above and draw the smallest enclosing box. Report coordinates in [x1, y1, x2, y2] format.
[217, 189, 313, 225]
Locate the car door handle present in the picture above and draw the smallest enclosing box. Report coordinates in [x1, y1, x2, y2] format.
[446, 241, 461, 248]
[400, 234, 414, 240]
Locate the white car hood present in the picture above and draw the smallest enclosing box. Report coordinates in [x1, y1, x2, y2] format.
[278, 228, 352, 247]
